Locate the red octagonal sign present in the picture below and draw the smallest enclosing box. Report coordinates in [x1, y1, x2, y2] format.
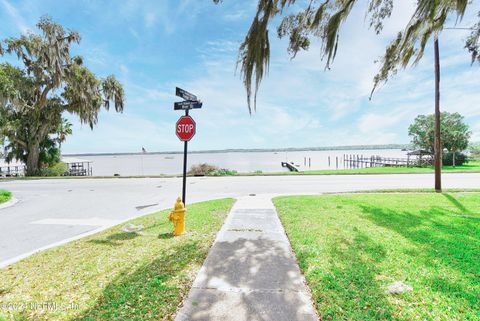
[176, 116, 196, 141]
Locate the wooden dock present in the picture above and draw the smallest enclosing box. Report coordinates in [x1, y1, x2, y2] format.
[342, 154, 432, 169]
[0, 165, 25, 177]
[62, 157, 93, 176]
[0, 158, 93, 177]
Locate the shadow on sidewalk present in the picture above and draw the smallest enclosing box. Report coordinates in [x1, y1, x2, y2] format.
[176, 235, 318, 321]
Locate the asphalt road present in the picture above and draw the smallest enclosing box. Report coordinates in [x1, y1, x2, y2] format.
[1, 173, 479, 266]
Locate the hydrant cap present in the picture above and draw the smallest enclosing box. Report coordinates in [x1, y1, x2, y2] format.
[174, 197, 185, 211]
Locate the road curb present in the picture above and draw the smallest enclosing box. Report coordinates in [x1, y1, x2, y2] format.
[0, 197, 19, 210]
[0, 196, 237, 269]
[0, 203, 170, 269]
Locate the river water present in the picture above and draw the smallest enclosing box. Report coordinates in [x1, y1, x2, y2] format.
[66, 149, 409, 176]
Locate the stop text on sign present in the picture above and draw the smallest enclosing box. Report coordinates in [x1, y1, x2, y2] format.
[178, 123, 194, 133]
[176, 116, 196, 141]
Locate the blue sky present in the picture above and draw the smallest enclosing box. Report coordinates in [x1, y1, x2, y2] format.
[1, 0, 479, 153]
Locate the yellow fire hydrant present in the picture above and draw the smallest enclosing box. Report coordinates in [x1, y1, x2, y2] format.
[169, 197, 185, 236]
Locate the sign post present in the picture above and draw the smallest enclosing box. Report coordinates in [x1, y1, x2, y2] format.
[174, 87, 201, 205]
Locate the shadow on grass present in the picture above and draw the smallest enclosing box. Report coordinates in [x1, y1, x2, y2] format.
[358, 194, 480, 308]
[88, 232, 140, 246]
[158, 232, 174, 239]
[427, 274, 479, 307]
[75, 240, 205, 321]
[442, 193, 471, 214]
[304, 230, 394, 320]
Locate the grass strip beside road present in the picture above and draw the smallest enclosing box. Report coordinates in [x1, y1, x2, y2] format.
[0, 190, 11, 204]
[327, 188, 480, 194]
[0, 198, 235, 321]
[273, 193, 480, 320]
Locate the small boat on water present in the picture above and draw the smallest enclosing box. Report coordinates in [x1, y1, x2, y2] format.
[164, 156, 174, 159]
[281, 162, 300, 172]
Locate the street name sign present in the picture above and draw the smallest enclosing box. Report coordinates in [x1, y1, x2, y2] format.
[176, 87, 197, 101]
[176, 116, 196, 142]
[174, 100, 203, 110]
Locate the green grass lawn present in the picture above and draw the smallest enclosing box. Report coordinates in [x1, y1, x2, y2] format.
[0, 190, 12, 204]
[274, 193, 480, 321]
[0, 198, 235, 321]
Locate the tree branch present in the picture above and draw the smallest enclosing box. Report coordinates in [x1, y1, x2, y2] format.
[11, 136, 27, 149]
[37, 84, 53, 110]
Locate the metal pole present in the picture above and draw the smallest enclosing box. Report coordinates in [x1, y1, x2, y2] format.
[182, 109, 189, 204]
[434, 37, 442, 192]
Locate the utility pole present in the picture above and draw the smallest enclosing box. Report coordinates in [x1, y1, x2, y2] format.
[431, 27, 475, 192]
[434, 36, 442, 192]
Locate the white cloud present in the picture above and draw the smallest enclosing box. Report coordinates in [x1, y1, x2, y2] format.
[357, 109, 409, 134]
[57, 0, 480, 152]
[1, 0, 29, 33]
[223, 10, 247, 22]
[63, 111, 177, 153]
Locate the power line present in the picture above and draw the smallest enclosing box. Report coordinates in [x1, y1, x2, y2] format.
[444, 27, 475, 30]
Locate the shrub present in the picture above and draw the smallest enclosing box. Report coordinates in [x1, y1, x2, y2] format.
[39, 162, 68, 176]
[442, 152, 468, 166]
[208, 169, 238, 176]
[0, 190, 12, 203]
[188, 163, 218, 176]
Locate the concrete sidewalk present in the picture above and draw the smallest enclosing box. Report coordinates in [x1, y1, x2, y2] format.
[175, 195, 319, 321]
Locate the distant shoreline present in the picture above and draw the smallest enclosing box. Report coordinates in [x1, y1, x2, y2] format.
[64, 144, 411, 157]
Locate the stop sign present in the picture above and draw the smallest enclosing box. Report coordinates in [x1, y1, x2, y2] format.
[176, 116, 196, 141]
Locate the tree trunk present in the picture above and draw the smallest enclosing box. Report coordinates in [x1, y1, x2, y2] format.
[452, 151, 456, 167]
[26, 142, 41, 176]
[434, 37, 442, 192]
